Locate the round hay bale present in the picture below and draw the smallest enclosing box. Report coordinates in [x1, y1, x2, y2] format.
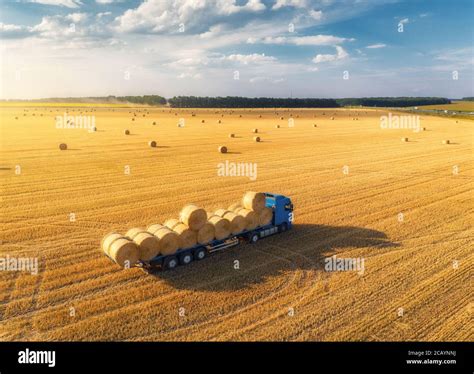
[313, 124, 317, 127]
[147, 224, 180, 255]
[254, 136, 261, 142]
[148, 140, 157, 147]
[218, 120, 222, 124]
[234, 208, 259, 230]
[125, 228, 160, 261]
[242, 191, 266, 212]
[442, 140, 450, 144]
[214, 209, 246, 234]
[124, 129, 130, 135]
[228, 202, 243, 212]
[101, 232, 122, 256]
[196, 222, 215, 244]
[275, 125, 280, 128]
[152, 121, 156, 125]
[164, 219, 197, 249]
[132, 118, 135, 121]
[207, 214, 231, 240]
[179, 204, 207, 231]
[421, 127, 426, 131]
[59, 143, 67, 150]
[229, 133, 235, 138]
[218, 145, 228, 154]
[201, 119, 205, 123]
[253, 129, 258, 133]
[331, 117, 335, 120]
[91, 127, 97, 132]
[108, 238, 139, 267]
[258, 207, 273, 226]
[401, 137, 408, 142]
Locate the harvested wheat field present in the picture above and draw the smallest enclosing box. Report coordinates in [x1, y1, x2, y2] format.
[0, 105, 472, 342]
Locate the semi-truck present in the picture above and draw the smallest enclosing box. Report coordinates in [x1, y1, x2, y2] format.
[137, 193, 294, 272]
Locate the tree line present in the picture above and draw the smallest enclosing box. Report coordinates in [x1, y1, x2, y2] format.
[167, 96, 450, 108]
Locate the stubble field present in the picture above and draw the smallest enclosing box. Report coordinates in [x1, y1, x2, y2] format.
[0, 104, 472, 341]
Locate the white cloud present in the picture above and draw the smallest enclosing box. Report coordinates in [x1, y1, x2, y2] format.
[248, 34, 353, 45]
[249, 76, 284, 84]
[272, 0, 308, 10]
[226, 53, 276, 64]
[96, 0, 114, 3]
[366, 43, 386, 49]
[27, 0, 83, 8]
[177, 72, 202, 79]
[312, 46, 348, 64]
[399, 18, 409, 24]
[114, 0, 266, 33]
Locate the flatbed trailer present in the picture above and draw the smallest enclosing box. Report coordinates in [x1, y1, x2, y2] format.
[124, 193, 293, 271]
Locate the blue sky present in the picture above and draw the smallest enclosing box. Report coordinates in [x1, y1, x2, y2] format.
[0, 0, 472, 99]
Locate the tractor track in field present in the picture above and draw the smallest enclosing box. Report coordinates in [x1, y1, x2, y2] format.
[126, 247, 304, 341]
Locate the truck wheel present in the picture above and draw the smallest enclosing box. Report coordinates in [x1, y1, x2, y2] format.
[194, 248, 206, 261]
[164, 256, 178, 270]
[180, 253, 193, 265]
[249, 233, 259, 244]
[279, 223, 288, 232]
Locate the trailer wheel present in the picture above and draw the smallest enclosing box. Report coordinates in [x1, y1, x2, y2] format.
[194, 248, 206, 261]
[180, 253, 193, 265]
[164, 256, 178, 270]
[279, 223, 288, 232]
[249, 233, 259, 244]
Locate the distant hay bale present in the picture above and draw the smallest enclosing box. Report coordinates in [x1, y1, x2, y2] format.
[234, 208, 259, 230]
[91, 127, 97, 132]
[179, 204, 207, 231]
[201, 119, 205, 123]
[331, 117, 335, 120]
[108, 237, 139, 268]
[313, 124, 317, 127]
[132, 118, 135, 121]
[147, 224, 180, 255]
[253, 136, 261, 142]
[59, 143, 67, 150]
[124, 129, 130, 135]
[401, 137, 408, 142]
[421, 127, 426, 131]
[148, 140, 157, 147]
[196, 222, 215, 244]
[442, 140, 450, 144]
[239, 115, 242, 118]
[152, 121, 156, 125]
[253, 129, 258, 133]
[229, 133, 235, 138]
[218, 120, 222, 124]
[125, 228, 160, 261]
[275, 125, 280, 128]
[218, 146, 228, 153]
[164, 219, 197, 249]
[214, 209, 246, 234]
[207, 214, 231, 240]
[258, 207, 273, 226]
[242, 191, 266, 212]
[280, 117, 284, 120]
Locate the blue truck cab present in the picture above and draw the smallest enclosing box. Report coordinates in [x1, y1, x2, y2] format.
[264, 193, 294, 229]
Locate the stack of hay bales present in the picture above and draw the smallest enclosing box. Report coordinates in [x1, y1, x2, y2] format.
[101, 194, 273, 268]
[163, 219, 197, 249]
[227, 191, 271, 229]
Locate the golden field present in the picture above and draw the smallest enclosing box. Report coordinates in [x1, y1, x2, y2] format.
[0, 104, 472, 341]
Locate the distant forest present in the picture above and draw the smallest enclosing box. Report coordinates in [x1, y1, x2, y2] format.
[3, 95, 451, 108]
[462, 97, 474, 101]
[168, 96, 451, 108]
